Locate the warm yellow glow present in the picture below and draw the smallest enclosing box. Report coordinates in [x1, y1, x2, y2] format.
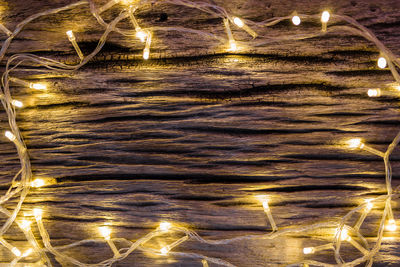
[256, 195, 270, 209]
[136, 30, 147, 42]
[393, 84, 400, 91]
[11, 100, 23, 108]
[159, 221, 172, 232]
[143, 48, 150, 60]
[20, 219, 32, 231]
[29, 83, 47, 90]
[202, 259, 209, 267]
[347, 138, 364, 149]
[160, 246, 169, 255]
[339, 228, 349, 241]
[5, 130, 16, 141]
[233, 17, 244, 28]
[66, 30, 74, 40]
[229, 40, 237, 52]
[386, 219, 397, 232]
[377, 57, 387, 69]
[262, 200, 270, 211]
[303, 247, 315, 254]
[292, 15, 301, 26]
[120, 0, 134, 4]
[22, 248, 33, 257]
[31, 179, 46, 188]
[321, 11, 330, 23]
[365, 199, 373, 211]
[31, 177, 56, 188]
[11, 247, 21, 257]
[33, 208, 43, 220]
[367, 89, 381, 97]
[99, 226, 111, 240]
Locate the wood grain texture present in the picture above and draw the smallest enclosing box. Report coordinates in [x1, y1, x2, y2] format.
[0, 0, 400, 266]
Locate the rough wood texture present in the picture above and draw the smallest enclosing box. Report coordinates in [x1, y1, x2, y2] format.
[0, 0, 400, 266]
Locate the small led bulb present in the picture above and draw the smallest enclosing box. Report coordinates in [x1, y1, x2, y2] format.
[347, 138, 364, 149]
[66, 30, 75, 41]
[159, 221, 172, 231]
[386, 219, 397, 232]
[5, 131, 16, 141]
[321, 11, 330, 32]
[339, 228, 349, 241]
[20, 219, 32, 231]
[136, 30, 147, 42]
[11, 247, 21, 257]
[377, 57, 387, 69]
[29, 83, 46, 90]
[33, 208, 43, 220]
[292, 15, 301, 26]
[22, 248, 33, 257]
[143, 48, 150, 60]
[262, 200, 270, 211]
[229, 40, 237, 52]
[365, 199, 373, 211]
[233, 17, 244, 28]
[367, 89, 381, 97]
[321, 11, 330, 23]
[31, 179, 46, 188]
[160, 246, 169, 255]
[99, 226, 112, 240]
[11, 100, 23, 108]
[303, 247, 315, 254]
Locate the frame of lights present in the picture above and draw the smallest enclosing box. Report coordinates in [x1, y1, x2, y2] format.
[0, 0, 399, 266]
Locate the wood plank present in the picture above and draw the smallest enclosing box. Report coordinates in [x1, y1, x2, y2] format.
[0, 0, 400, 266]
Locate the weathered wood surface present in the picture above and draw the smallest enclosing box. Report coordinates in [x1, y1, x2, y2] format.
[0, 0, 400, 266]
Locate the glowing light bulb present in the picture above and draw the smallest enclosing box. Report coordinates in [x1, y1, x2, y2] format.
[393, 84, 400, 91]
[386, 219, 397, 232]
[33, 208, 43, 220]
[365, 199, 373, 211]
[29, 83, 46, 90]
[303, 247, 315, 254]
[231, 16, 257, 37]
[31, 179, 45, 188]
[339, 228, 349, 241]
[22, 248, 33, 257]
[202, 259, 209, 267]
[136, 30, 147, 42]
[321, 11, 330, 23]
[11, 100, 23, 108]
[160, 246, 169, 255]
[367, 89, 381, 97]
[233, 17, 244, 28]
[292, 15, 301, 26]
[159, 221, 172, 232]
[347, 138, 364, 149]
[377, 57, 387, 69]
[5, 131, 16, 141]
[66, 30, 84, 60]
[142, 31, 151, 60]
[262, 200, 270, 211]
[66, 30, 75, 41]
[99, 226, 111, 240]
[321, 11, 330, 32]
[11, 247, 21, 257]
[20, 220, 32, 231]
[143, 48, 150, 60]
[229, 40, 237, 52]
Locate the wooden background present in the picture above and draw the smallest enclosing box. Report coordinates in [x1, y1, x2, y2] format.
[0, 0, 400, 266]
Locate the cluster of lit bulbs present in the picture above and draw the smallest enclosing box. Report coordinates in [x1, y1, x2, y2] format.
[0, 0, 399, 266]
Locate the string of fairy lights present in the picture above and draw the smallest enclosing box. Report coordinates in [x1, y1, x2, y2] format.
[0, 0, 399, 266]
